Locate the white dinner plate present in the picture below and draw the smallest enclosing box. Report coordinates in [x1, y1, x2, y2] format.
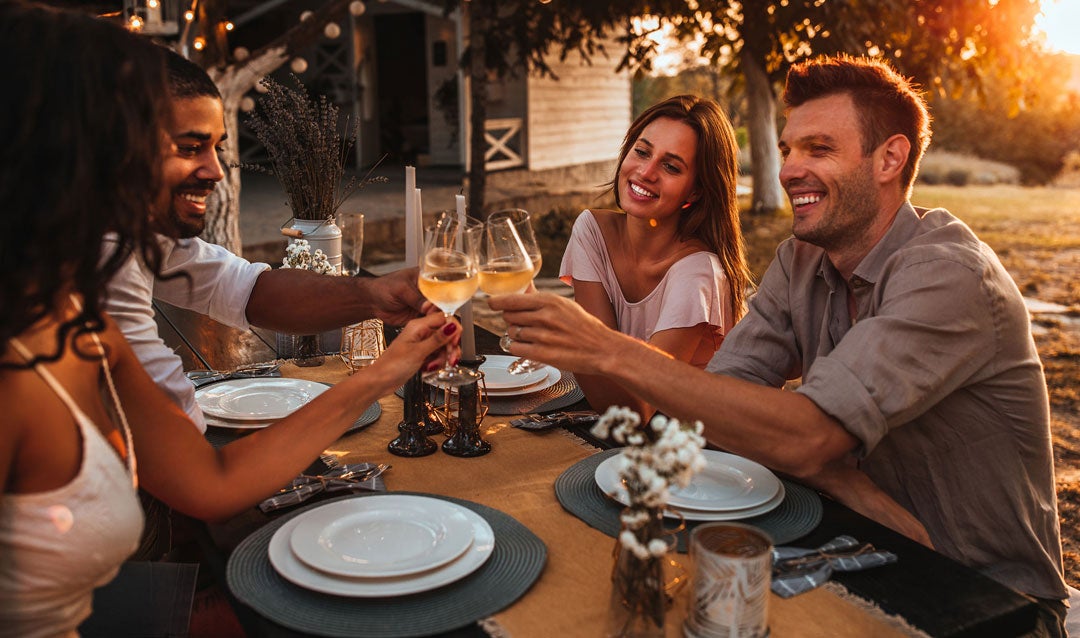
[196, 378, 328, 421]
[203, 414, 277, 430]
[595, 450, 781, 512]
[483, 366, 563, 397]
[268, 502, 495, 597]
[478, 355, 549, 391]
[663, 482, 786, 522]
[288, 495, 475, 578]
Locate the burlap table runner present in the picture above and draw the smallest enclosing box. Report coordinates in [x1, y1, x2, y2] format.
[273, 359, 925, 637]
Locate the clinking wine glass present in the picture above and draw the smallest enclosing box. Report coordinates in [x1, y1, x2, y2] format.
[486, 209, 544, 375]
[418, 213, 484, 388]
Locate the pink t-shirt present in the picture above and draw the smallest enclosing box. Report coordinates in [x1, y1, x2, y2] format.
[559, 210, 733, 368]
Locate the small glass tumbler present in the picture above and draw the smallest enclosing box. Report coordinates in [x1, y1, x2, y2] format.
[685, 523, 773, 638]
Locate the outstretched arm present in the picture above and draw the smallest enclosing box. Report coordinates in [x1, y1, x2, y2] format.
[490, 292, 858, 479]
[245, 267, 425, 332]
[109, 310, 456, 521]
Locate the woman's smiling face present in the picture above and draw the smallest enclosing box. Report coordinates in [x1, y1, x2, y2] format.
[617, 116, 699, 223]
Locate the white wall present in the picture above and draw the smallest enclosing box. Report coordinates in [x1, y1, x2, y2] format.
[525, 41, 631, 171]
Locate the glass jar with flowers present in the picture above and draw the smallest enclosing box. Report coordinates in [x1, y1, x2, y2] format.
[279, 239, 335, 366]
[591, 407, 706, 637]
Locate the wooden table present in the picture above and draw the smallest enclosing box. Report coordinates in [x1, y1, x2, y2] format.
[205, 332, 1038, 638]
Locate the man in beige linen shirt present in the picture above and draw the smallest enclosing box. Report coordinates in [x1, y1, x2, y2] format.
[490, 55, 1067, 634]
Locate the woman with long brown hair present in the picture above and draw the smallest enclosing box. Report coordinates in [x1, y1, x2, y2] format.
[558, 95, 750, 419]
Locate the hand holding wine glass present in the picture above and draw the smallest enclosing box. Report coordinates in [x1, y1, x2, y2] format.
[417, 213, 483, 387]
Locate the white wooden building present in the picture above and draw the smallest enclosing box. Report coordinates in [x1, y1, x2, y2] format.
[241, 0, 631, 179]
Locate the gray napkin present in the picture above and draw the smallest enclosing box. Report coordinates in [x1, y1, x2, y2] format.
[771, 535, 897, 598]
[258, 463, 387, 513]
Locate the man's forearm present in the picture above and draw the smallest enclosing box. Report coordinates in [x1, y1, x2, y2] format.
[245, 269, 378, 333]
[597, 339, 858, 478]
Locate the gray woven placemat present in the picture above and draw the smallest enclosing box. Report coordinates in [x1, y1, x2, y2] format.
[226, 492, 547, 637]
[486, 373, 583, 416]
[205, 401, 382, 449]
[396, 373, 584, 416]
[554, 449, 822, 552]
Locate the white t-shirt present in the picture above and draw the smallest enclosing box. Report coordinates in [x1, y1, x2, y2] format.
[103, 236, 270, 432]
[559, 210, 734, 368]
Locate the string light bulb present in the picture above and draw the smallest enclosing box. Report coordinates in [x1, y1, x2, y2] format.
[290, 57, 308, 73]
[184, 10, 195, 21]
[349, 1, 366, 16]
[193, 36, 206, 51]
[224, 21, 235, 31]
[147, 0, 159, 7]
[128, 14, 144, 30]
[323, 22, 341, 39]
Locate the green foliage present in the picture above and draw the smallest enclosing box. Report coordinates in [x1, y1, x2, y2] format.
[945, 169, 970, 187]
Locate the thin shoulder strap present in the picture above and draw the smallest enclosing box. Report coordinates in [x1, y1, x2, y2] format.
[8, 335, 138, 488]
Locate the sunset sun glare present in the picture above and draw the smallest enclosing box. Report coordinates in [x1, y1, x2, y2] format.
[1036, 0, 1080, 55]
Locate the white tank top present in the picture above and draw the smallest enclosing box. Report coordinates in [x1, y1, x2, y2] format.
[0, 336, 144, 638]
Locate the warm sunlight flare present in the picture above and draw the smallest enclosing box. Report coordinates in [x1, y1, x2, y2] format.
[1036, 0, 1080, 55]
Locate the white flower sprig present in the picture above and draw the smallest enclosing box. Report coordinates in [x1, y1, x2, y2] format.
[592, 406, 706, 560]
[282, 238, 335, 274]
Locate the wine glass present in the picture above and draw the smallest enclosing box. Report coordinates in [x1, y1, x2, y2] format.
[418, 213, 483, 388]
[338, 211, 364, 276]
[478, 214, 534, 296]
[486, 209, 545, 375]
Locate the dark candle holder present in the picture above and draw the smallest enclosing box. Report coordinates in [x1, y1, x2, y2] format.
[423, 382, 446, 436]
[386, 326, 438, 456]
[442, 356, 491, 457]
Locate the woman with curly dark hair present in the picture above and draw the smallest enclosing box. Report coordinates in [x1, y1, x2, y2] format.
[0, 4, 456, 634]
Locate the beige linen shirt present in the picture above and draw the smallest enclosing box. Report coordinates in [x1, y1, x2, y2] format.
[707, 203, 1066, 600]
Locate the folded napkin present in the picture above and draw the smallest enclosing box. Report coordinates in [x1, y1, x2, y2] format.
[771, 535, 897, 598]
[510, 410, 598, 431]
[259, 463, 387, 513]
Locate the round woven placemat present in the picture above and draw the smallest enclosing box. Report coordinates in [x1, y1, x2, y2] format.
[205, 401, 382, 449]
[226, 492, 547, 637]
[486, 374, 583, 416]
[554, 449, 822, 552]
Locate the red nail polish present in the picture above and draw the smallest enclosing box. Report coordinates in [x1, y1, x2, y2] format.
[442, 323, 457, 336]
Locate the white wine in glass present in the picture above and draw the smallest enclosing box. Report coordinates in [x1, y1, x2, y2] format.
[486, 209, 545, 375]
[479, 216, 534, 296]
[419, 214, 483, 388]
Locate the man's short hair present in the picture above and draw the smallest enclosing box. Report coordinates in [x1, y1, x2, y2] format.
[166, 48, 221, 101]
[783, 54, 931, 192]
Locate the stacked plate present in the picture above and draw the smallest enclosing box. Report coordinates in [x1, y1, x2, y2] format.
[268, 495, 495, 597]
[594, 450, 785, 521]
[479, 355, 561, 397]
[195, 377, 329, 429]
